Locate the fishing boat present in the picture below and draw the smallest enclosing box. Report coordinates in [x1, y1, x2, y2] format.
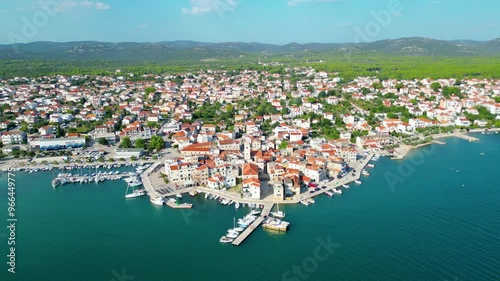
[271, 204, 285, 219]
[150, 197, 164, 206]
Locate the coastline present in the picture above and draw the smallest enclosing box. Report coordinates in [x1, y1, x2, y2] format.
[390, 128, 499, 160]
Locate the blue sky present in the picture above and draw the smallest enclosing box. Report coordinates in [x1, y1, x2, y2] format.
[1, 0, 499, 44]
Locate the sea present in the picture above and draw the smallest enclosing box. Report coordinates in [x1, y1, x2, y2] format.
[0, 133, 499, 281]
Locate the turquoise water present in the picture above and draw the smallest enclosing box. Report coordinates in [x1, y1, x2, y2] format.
[1, 133, 499, 281]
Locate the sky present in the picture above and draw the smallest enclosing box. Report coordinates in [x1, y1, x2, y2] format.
[0, 0, 499, 44]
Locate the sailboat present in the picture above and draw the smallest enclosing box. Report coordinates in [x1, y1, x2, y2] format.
[230, 217, 245, 232]
[125, 182, 146, 198]
[271, 204, 285, 219]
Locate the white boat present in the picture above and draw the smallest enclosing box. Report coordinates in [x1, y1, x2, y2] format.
[204, 193, 210, 199]
[189, 190, 198, 196]
[226, 232, 238, 239]
[230, 217, 245, 232]
[176, 193, 183, 198]
[219, 236, 234, 243]
[354, 180, 362, 184]
[342, 184, 350, 189]
[325, 191, 334, 197]
[306, 198, 315, 204]
[125, 183, 146, 198]
[367, 164, 375, 168]
[125, 190, 146, 198]
[129, 179, 143, 187]
[300, 200, 310, 206]
[271, 204, 285, 219]
[150, 197, 164, 206]
[333, 189, 342, 194]
[249, 210, 260, 216]
[235, 202, 240, 209]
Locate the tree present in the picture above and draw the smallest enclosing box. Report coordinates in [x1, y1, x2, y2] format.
[148, 135, 165, 152]
[135, 138, 146, 148]
[430, 82, 441, 92]
[56, 124, 65, 138]
[6, 122, 16, 130]
[119, 136, 132, 148]
[278, 141, 289, 150]
[97, 137, 108, 145]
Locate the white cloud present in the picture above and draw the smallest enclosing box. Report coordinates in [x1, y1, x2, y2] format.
[182, 0, 238, 15]
[57, 1, 111, 12]
[288, 0, 343, 7]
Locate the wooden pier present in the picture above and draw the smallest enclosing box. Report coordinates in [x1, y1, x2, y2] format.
[232, 203, 274, 246]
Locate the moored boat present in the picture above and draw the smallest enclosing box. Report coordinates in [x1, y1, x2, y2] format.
[150, 197, 164, 206]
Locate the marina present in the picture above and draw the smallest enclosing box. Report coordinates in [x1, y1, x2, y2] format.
[232, 203, 274, 246]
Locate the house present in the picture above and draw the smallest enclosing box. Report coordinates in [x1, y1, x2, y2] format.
[1, 130, 27, 145]
[39, 125, 53, 136]
[242, 178, 261, 199]
[242, 163, 259, 180]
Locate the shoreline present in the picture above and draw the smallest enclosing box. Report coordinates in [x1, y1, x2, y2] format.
[391, 128, 498, 160]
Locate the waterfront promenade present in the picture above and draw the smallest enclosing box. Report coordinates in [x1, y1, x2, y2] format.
[139, 153, 374, 207]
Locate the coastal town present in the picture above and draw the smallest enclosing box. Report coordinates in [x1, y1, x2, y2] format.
[1, 67, 499, 244]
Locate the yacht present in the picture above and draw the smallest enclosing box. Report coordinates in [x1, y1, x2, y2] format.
[125, 183, 146, 198]
[125, 189, 146, 198]
[150, 197, 164, 206]
[271, 204, 285, 219]
[219, 236, 234, 243]
[129, 179, 143, 187]
[249, 210, 261, 216]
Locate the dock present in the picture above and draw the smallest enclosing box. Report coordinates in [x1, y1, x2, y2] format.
[232, 203, 274, 246]
[165, 201, 193, 209]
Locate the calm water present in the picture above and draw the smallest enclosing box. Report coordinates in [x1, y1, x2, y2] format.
[1, 133, 499, 281]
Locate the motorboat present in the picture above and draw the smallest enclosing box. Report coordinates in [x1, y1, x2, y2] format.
[150, 197, 164, 206]
[219, 236, 234, 243]
[300, 200, 309, 206]
[325, 191, 334, 197]
[354, 180, 362, 184]
[333, 189, 342, 195]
